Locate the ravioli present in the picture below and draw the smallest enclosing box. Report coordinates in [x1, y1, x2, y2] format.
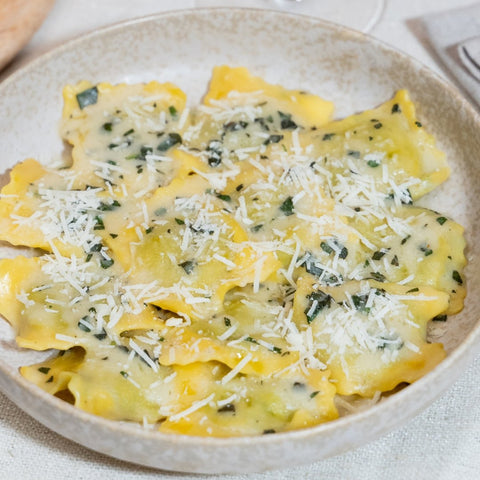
[0, 159, 109, 256]
[61, 80, 192, 197]
[105, 174, 280, 318]
[293, 277, 448, 396]
[0, 67, 466, 437]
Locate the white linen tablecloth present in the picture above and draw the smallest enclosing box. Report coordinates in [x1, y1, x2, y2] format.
[1, 1, 479, 478]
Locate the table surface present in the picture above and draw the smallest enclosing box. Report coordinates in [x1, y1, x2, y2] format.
[1, 1, 479, 478]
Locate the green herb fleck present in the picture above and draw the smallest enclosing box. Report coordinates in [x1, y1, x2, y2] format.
[436, 217, 447, 225]
[304, 291, 332, 323]
[320, 242, 333, 254]
[278, 111, 297, 129]
[102, 122, 113, 132]
[93, 216, 105, 230]
[100, 258, 114, 269]
[368, 271, 386, 282]
[38, 367, 51, 374]
[78, 317, 92, 332]
[351, 293, 370, 313]
[432, 314, 447, 322]
[154, 207, 167, 216]
[372, 250, 386, 261]
[217, 403, 236, 413]
[367, 160, 380, 167]
[207, 140, 222, 167]
[179, 260, 195, 275]
[391, 103, 401, 114]
[216, 193, 231, 202]
[175, 218, 185, 225]
[94, 328, 107, 340]
[264, 134, 284, 145]
[420, 245, 433, 256]
[279, 196, 294, 216]
[401, 234, 411, 245]
[452, 270, 463, 285]
[157, 132, 182, 152]
[322, 133, 335, 141]
[76, 86, 98, 109]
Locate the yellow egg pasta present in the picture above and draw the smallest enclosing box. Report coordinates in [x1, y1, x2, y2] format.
[0, 67, 466, 436]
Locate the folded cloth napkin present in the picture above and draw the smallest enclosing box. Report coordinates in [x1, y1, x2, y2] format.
[459, 35, 480, 82]
[421, 3, 480, 108]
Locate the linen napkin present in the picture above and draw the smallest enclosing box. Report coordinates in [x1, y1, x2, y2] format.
[421, 3, 480, 108]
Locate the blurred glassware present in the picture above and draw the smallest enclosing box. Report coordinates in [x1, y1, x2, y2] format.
[194, 0, 385, 33]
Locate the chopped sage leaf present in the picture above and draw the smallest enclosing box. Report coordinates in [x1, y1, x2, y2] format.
[401, 234, 411, 245]
[372, 250, 386, 261]
[100, 258, 114, 269]
[76, 86, 98, 109]
[279, 196, 294, 216]
[368, 271, 386, 282]
[155, 207, 167, 216]
[278, 111, 297, 129]
[157, 133, 182, 151]
[217, 403, 236, 413]
[94, 329, 107, 340]
[179, 260, 195, 274]
[452, 270, 463, 285]
[304, 291, 331, 323]
[216, 193, 231, 202]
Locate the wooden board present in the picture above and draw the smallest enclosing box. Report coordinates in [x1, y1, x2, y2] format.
[0, 0, 56, 70]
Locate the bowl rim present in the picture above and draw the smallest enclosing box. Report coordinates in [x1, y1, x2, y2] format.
[0, 5, 479, 451]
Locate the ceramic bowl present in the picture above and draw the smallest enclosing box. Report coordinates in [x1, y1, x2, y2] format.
[0, 8, 478, 474]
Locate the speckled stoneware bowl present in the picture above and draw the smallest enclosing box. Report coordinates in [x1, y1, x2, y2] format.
[0, 8, 479, 474]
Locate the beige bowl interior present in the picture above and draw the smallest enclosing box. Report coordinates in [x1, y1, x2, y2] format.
[0, 8, 478, 474]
